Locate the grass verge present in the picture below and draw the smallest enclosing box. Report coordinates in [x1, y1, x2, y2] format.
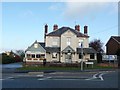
[17, 65, 114, 71]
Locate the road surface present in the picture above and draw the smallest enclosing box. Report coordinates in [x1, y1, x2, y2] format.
[1, 70, 118, 88]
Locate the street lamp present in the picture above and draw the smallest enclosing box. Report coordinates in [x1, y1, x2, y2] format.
[79, 38, 85, 71]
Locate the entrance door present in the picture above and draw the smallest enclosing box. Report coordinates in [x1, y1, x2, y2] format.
[65, 53, 72, 63]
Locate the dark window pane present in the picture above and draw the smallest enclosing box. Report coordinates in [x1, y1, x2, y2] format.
[79, 54, 82, 59]
[41, 54, 45, 58]
[36, 54, 40, 58]
[27, 54, 31, 58]
[32, 54, 35, 58]
[90, 54, 94, 59]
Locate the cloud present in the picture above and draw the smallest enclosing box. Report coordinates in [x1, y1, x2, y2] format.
[48, 5, 59, 11]
[23, 10, 34, 17]
[48, 3, 64, 11]
[62, 2, 118, 21]
[19, 10, 34, 18]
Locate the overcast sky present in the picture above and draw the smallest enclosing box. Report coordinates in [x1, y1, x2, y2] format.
[1, 1, 118, 52]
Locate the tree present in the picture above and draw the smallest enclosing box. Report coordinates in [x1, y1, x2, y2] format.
[2, 52, 16, 64]
[89, 39, 104, 53]
[15, 50, 25, 61]
[89, 39, 104, 63]
[1, 50, 24, 64]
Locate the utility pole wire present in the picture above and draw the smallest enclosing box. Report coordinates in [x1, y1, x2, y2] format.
[90, 25, 118, 36]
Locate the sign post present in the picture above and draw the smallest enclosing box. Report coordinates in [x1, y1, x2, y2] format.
[85, 62, 94, 68]
[102, 55, 117, 67]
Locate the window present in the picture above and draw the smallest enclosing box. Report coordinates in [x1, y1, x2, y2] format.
[67, 37, 71, 45]
[36, 54, 40, 58]
[79, 54, 82, 59]
[68, 50, 70, 53]
[27, 54, 31, 58]
[41, 54, 45, 58]
[34, 43, 38, 48]
[90, 54, 94, 59]
[78, 39, 84, 48]
[52, 53, 57, 58]
[52, 38, 58, 46]
[32, 54, 35, 58]
[78, 42, 83, 48]
[78, 42, 81, 47]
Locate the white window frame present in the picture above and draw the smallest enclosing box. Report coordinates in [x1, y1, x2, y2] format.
[52, 38, 58, 46]
[52, 52, 57, 58]
[34, 43, 38, 48]
[67, 37, 71, 46]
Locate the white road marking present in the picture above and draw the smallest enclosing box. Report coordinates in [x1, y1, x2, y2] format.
[0, 77, 15, 81]
[85, 78, 95, 80]
[37, 77, 84, 80]
[93, 73, 98, 78]
[5, 77, 14, 80]
[38, 77, 51, 80]
[46, 77, 52, 79]
[0, 79, 5, 80]
[36, 75, 44, 77]
[85, 73, 98, 80]
[8, 77, 14, 79]
[51, 79, 83, 80]
[38, 78, 45, 80]
[85, 72, 106, 81]
[38, 78, 83, 81]
[99, 73, 104, 81]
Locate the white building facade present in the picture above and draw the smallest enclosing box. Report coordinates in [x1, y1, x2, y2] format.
[24, 24, 97, 65]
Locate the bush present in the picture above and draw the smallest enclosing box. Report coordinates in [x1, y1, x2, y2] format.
[2, 53, 22, 64]
[2, 55, 14, 64]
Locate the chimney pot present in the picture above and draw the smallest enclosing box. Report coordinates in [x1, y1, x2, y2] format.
[53, 24, 58, 30]
[45, 24, 48, 34]
[75, 25, 80, 32]
[84, 25, 88, 35]
[75, 25, 77, 30]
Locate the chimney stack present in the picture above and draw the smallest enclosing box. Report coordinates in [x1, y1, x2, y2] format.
[45, 24, 48, 34]
[53, 24, 58, 31]
[84, 25, 88, 35]
[44, 24, 48, 42]
[75, 25, 80, 32]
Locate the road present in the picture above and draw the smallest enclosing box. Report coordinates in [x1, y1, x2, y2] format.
[1, 69, 118, 88]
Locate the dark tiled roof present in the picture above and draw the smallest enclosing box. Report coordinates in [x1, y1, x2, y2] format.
[62, 46, 75, 53]
[106, 36, 120, 46]
[46, 47, 60, 53]
[39, 42, 45, 49]
[46, 27, 89, 37]
[112, 36, 120, 43]
[77, 47, 97, 54]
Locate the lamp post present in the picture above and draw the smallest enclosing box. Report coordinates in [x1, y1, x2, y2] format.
[79, 39, 85, 71]
[81, 41, 83, 71]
